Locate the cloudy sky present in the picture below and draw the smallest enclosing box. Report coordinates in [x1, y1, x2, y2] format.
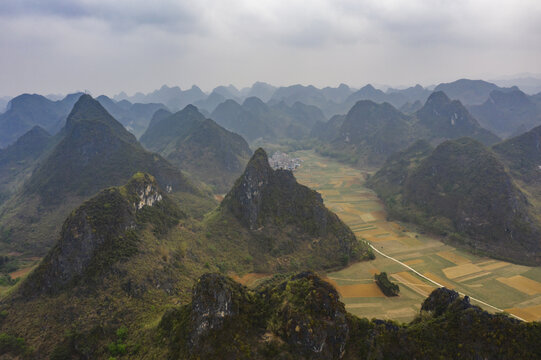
[1, 0, 540, 96]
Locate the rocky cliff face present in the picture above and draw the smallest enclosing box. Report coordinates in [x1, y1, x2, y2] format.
[222, 148, 275, 229]
[271, 272, 349, 359]
[20, 173, 177, 296]
[161, 274, 541, 360]
[222, 148, 335, 236]
[161, 271, 350, 360]
[190, 273, 247, 346]
[217, 148, 373, 270]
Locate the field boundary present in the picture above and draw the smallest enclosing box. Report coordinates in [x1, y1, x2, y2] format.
[369, 244, 525, 321]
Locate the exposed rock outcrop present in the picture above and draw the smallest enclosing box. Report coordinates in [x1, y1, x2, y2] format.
[271, 271, 349, 359]
[161, 272, 350, 359]
[190, 273, 249, 346]
[19, 173, 181, 296]
[217, 148, 373, 270]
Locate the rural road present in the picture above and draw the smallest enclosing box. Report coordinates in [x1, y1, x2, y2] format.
[369, 244, 526, 322]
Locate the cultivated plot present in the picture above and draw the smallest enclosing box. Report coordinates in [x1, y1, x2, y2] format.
[292, 150, 541, 322]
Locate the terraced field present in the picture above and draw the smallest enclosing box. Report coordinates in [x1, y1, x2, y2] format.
[292, 150, 541, 323]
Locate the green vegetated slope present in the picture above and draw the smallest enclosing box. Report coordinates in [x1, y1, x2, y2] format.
[0, 173, 203, 358]
[0, 94, 206, 256]
[214, 148, 374, 271]
[367, 137, 541, 265]
[140, 105, 252, 193]
[493, 123, 541, 221]
[0, 126, 52, 204]
[0, 150, 373, 358]
[493, 123, 541, 185]
[161, 272, 541, 360]
[314, 91, 500, 168]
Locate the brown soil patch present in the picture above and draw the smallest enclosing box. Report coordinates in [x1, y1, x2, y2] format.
[442, 264, 482, 279]
[497, 275, 541, 295]
[370, 211, 386, 221]
[505, 304, 541, 322]
[214, 194, 224, 202]
[231, 273, 270, 287]
[345, 303, 382, 309]
[437, 251, 471, 265]
[335, 283, 385, 298]
[10, 266, 36, 280]
[481, 262, 510, 271]
[424, 272, 454, 289]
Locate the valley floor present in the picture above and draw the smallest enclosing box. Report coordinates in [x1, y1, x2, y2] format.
[291, 149, 541, 323]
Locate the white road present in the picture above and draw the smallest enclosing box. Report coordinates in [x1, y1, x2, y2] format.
[369, 244, 526, 322]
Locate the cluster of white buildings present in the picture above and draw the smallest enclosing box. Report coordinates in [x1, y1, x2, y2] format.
[268, 151, 303, 171]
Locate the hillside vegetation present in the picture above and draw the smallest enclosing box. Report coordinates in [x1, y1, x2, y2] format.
[367, 137, 541, 265]
[0, 95, 206, 256]
[314, 91, 500, 168]
[160, 272, 541, 359]
[141, 105, 252, 193]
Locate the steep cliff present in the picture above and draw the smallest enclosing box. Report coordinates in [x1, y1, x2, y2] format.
[19, 173, 183, 296]
[160, 273, 541, 360]
[216, 148, 373, 271]
[160, 271, 349, 360]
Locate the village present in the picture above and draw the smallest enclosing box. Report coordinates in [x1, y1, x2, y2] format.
[268, 151, 303, 171]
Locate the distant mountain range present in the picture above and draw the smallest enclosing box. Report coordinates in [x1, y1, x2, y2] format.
[0, 93, 172, 148]
[211, 97, 326, 142]
[95, 95, 169, 138]
[140, 105, 252, 193]
[0, 126, 52, 204]
[434, 79, 518, 105]
[3, 78, 539, 150]
[469, 89, 541, 138]
[314, 91, 500, 167]
[0, 93, 82, 148]
[492, 75, 541, 95]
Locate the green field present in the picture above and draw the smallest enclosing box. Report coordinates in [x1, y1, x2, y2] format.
[292, 150, 541, 323]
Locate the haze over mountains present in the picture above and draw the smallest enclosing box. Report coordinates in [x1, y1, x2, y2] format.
[2, 76, 541, 358]
[3, 78, 541, 150]
[140, 105, 252, 193]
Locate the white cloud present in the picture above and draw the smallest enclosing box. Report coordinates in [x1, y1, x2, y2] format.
[0, 0, 540, 95]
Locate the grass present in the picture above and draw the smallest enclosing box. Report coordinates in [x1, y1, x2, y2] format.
[291, 149, 541, 322]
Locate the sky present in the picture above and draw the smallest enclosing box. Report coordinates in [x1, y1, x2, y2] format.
[1, 0, 540, 97]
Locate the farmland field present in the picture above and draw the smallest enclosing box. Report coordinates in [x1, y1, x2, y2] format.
[292, 150, 541, 323]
